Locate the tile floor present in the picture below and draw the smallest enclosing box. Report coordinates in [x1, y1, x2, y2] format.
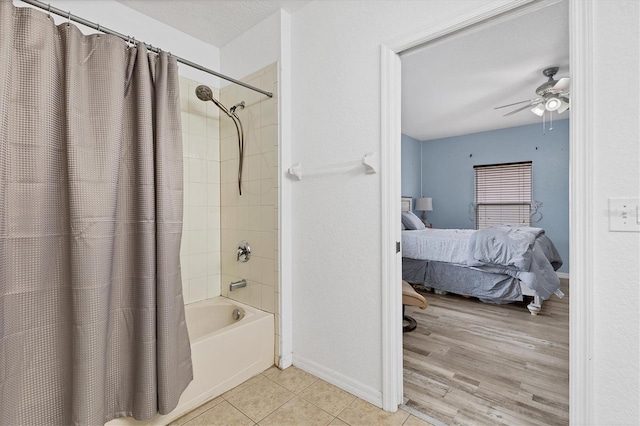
[170, 366, 433, 426]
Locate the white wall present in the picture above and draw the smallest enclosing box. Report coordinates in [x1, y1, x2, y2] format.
[289, 0, 510, 405]
[591, 1, 640, 422]
[220, 10, 282, 85]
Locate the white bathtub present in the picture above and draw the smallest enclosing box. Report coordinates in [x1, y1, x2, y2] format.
[107, 297, 274, 425]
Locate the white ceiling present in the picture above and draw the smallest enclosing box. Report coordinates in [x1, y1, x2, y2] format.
[115, 0, 568, 142]
[116, 0, 311, 48]
[401, 0, 569, 141]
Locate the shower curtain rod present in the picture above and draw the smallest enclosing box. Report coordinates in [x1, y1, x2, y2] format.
[20, 0, 274, 98]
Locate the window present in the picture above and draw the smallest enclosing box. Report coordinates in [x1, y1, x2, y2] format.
[474, 162, 532, 229]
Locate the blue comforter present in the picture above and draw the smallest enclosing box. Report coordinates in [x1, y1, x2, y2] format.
[467, 226, 563, 300]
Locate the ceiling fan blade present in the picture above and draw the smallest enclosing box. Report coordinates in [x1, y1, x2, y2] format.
[553, 77, 570, 91]
[503, 99, 543, 117]
[494, 99, 536, 110]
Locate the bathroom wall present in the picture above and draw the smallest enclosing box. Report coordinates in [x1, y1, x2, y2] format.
[221, 13, 290, 368]
[179, 76, 222, 303]
[219, 63, 279, 317]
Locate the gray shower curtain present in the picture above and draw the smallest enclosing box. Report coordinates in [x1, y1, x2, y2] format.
[0, 2, 193, 425]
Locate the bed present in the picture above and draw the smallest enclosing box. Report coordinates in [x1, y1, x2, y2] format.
[400, 197, 564, 315]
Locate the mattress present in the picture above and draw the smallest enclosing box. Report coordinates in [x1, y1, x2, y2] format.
[401, 226, 564, 301]
[401, 228, 474, 264]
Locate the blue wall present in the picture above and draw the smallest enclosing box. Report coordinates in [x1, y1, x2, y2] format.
[402, 119, 569, 273]
[401, 133, 422, 207]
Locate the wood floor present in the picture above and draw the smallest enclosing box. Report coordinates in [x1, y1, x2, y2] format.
[403, 279, 569, 426]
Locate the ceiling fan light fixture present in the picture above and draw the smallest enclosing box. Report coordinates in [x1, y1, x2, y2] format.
[557, 99, 570, 114]
[545, 97, 562, 111]
[496, 67, 570, 119]
[531, 103, 546, 116]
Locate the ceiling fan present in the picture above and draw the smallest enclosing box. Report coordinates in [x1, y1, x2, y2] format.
[495, 67, 570, 117]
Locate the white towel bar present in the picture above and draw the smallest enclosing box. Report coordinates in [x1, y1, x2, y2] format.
[287, 152, 378, 181]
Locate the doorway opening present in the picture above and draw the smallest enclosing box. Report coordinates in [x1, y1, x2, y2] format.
[399, 2, 569, 421]
[380, 0, 594, 423]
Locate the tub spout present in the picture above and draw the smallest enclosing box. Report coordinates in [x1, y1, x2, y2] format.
[230, 279, 247, 292]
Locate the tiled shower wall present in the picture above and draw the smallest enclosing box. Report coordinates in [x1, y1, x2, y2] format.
[177, 64, 279, 359]
[219, 64, 279, 318]
[179, 76, 221, 304]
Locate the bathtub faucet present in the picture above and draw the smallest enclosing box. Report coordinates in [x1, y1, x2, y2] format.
[229, 279, 247, 292]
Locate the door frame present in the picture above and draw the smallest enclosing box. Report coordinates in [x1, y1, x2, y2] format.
[380, 1, 594, 423]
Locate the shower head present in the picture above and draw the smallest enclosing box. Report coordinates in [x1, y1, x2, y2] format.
[195, 85, 232, 118]
[195, 85, 246, 196]
[195, 85, 213, 102]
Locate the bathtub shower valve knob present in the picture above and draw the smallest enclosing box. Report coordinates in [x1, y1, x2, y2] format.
[237, 240, 251, 262]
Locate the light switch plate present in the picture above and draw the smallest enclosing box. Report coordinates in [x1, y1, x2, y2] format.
[609, 198, 640, 232]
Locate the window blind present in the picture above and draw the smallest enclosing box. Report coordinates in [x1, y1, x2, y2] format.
[474, 162, 532, 229]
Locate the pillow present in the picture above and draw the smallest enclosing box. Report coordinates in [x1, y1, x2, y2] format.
[401, 211, 425, 230]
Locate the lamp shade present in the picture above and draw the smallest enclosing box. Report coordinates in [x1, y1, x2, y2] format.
[415, 197, 433, 211]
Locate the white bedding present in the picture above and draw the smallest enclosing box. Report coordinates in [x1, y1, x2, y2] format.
[401, 228, 474, 265]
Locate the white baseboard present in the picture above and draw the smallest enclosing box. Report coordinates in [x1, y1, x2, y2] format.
[293, 355, 382, 408]
[557, 272, 570, 279]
